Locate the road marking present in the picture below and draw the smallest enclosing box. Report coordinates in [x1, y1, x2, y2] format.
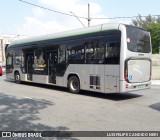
[24, 97, 33, 100]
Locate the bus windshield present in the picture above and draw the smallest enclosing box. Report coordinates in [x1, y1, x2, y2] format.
[126, 25, 151, 53]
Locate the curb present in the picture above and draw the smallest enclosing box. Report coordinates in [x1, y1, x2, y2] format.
[151, 80, 160, 85]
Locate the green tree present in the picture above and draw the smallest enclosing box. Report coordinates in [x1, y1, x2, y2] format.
[131, 14, 160, 29]
[156, 16, 160, 23]
[131, 14, 160, 54]
[147, 23, 160, 54]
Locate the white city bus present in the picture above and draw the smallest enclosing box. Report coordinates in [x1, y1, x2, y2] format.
[6, 23, 152, 94]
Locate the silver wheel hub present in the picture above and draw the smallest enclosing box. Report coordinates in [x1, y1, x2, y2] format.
[70, 80, 78, 91]
[16, 75, 20, 81]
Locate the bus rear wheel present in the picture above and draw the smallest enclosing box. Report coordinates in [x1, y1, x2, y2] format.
[68, 76, 80, 94]
[15, 72, 21, 84]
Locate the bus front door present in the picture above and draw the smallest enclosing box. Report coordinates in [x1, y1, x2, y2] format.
[26, 53, 34, 81]
[47, 50, 58, 84]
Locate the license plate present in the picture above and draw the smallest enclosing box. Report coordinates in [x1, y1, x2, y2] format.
[137, 84, 144, 88]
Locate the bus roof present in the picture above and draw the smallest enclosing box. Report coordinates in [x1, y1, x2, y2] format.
[8, 23, 123, 48]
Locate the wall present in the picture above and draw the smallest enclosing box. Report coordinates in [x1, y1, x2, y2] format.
[0, 39, 4, 66]
[152, 54, 160, 80]
[0, 34, 28, 66]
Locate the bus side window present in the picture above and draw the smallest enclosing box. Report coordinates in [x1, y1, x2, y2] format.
[105, 43, 120, 64]
[85, 40, 105, 64]
[85, 42, 93, 63]
[85, 42, 94, 64]
[15, 50, 22, 66]
[59, 44, 66, 63]
[67, 41, 85, 64]
[6, 53, 13, 66]
[98, 41, 105, 64]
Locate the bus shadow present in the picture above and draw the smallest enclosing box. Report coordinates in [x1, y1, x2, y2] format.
[5, 79, 67, 92]
[79, 91, 142, 101]
[21, 81, 68, 92]
[5, 80, 142, 101]
[26, 83, 142, 101]
[4, 79, 15, 83]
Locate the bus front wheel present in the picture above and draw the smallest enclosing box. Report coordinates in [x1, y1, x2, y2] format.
[15, 72, 21, 84]
[68, 76, 80, 94]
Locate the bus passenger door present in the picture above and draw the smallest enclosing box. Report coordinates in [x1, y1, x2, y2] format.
[47, 50, 58, 84]
[26, 53, 34, 81]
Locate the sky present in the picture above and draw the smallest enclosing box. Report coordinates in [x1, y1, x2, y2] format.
[0, 0, 160, 36]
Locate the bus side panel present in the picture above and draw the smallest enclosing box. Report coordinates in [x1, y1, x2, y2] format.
[73, 64, 105, 93]
[72, 64, 88, 91]
[32, 75, 48, 84]
[104, 65, 120, 93]
[63, 64, 74, 87]
[15, 67, 26, 81]
[6, 72, 14, 80]
[56, 76, 65, 87]
[6, 68, 25, 81]
[68, 64, 120, 93]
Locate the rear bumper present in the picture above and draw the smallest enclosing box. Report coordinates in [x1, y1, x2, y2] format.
[120, 81, 151, 92]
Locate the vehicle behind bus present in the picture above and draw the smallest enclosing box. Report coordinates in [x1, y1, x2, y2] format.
[0, 66, 3, 76]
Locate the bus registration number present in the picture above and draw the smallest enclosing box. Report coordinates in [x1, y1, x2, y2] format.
[137, 84, 144, 88]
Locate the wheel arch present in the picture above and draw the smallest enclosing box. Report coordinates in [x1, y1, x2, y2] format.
[67, 73, 80, 82]
[14, 70, 20, 76]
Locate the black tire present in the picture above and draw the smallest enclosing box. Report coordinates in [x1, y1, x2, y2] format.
[68, 76, 80, 94]
[15, 72, 21, 84]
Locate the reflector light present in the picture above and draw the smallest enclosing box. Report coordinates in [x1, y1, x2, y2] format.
[126, 84, 129, 89]
[127, 38, 131, 43]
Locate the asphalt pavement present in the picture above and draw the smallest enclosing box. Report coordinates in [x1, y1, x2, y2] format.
[0, 75, 160, 140]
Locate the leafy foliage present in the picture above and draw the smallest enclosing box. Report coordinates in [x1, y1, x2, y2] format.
[147, 23, 160, 54]
[131, 14, 160, 53]
[131, 14, 160, 28]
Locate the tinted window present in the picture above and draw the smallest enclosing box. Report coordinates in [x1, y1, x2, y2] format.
[67, 41, 85, 64]
[59, 44, 66, 63]
[33, 48, 46, 74]
[6, 52, 13, 66]
[15, 50, 22, 66]
[6, 51, 13, 73]
[100, 31, 121, 64]
[67, 30, 121, 65]
[126, 26, 151, 53]
[86, 40, 105, 64]
[105, 42, 120, 64]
